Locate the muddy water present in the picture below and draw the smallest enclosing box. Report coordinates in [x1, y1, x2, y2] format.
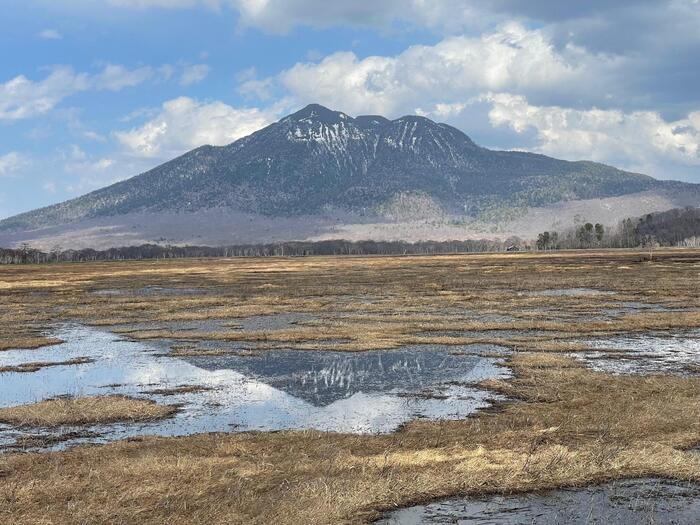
[0, 325, 509, 450]
[378, 478, 700, 524]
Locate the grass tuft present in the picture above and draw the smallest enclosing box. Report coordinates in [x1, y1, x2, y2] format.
[0, 395, 178, 428]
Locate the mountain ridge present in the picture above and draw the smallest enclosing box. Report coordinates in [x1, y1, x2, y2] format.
[0, 103, 697, 248]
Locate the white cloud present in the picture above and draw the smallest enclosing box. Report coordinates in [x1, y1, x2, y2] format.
[0, 62, 205, 121]
[277, 23, 621, 117]
[38, 29, 63, 40]
[0, 152, 28, 177]
[93, 64, 153, 91]
[115, 97, 276, 158]
[424, 102, 471, 119]
[0, 67, 90, 120]
[485, 92, 700, 170]
[179, 64, 210, 86]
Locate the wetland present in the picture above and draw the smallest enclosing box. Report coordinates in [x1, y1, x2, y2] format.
[1, 249, 699, 523]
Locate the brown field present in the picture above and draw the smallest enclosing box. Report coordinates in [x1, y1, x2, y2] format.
[0, 249, 699, 523]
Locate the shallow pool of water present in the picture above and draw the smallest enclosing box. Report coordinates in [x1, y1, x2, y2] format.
[0, 324, 509, 450]
[185, 344, 509, 406]
[574, 331, 700, 374]
[377, 478, 700, 524]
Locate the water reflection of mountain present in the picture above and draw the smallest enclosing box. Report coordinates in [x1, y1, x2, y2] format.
[186, 345, 500, 406]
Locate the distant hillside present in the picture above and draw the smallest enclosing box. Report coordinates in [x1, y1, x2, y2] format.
[1, 104, 698, 249]
[633, 207, 700, 245]
[534, 206, 700, 250]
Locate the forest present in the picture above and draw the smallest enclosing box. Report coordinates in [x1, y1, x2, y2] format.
[536, 206, 700, 250]
[0, 238, 516, 264]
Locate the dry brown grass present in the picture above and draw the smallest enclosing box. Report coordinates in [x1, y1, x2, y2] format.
[0, 250, 699, 523]
[0, 357, 92, 373]
[145, 385, 214, 396]
[0, 396, 178, 427]
[167, 344, 257, 357]
[0, 336, 62, 352]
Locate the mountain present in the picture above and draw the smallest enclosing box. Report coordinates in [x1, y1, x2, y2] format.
[1, 104, 698, 249]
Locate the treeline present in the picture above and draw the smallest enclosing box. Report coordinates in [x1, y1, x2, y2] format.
[536, 206, 700, 250]
[0, 238, 524, 265]
[5, 207, 696, 263]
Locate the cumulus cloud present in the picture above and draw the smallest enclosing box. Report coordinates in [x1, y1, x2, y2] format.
[92, 1, 700, 116]
[0, 62, 211, 120]
[485, 92, 700, 172]
[0, 152, 28, 177]
[115, 97, 276, 158]
[46, 97, 277, 196]
[93, 64, 154, 91]
[0, 67, 90, 120]
[97, 0, 699, 48]
[277, 23, 621, 117]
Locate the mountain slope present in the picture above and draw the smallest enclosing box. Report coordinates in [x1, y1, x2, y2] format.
[1, 104, 697, 247]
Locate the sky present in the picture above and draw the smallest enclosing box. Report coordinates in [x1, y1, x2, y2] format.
[1, 0, 699, 219]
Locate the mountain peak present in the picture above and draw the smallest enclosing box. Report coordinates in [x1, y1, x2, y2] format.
[288, 103, 349, 122]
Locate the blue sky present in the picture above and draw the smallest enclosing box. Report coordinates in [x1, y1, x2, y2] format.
[1, 0, 699, 219]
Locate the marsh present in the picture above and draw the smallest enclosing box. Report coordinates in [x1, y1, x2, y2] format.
[1, 249, 699, 524]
